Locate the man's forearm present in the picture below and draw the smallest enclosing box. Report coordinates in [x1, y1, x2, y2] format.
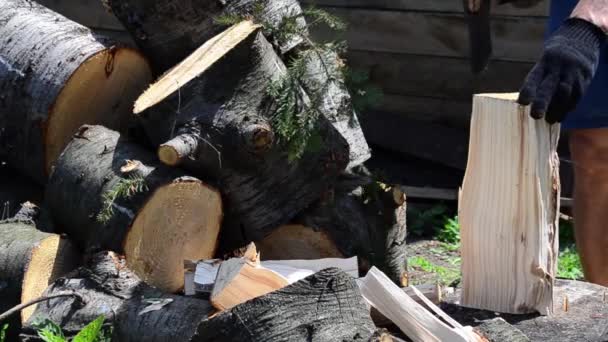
[572, 0, 608, 34]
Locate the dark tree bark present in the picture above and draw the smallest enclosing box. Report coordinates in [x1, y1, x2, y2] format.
[298, 49, 371, 169]
[295, 168, 408, 286]
[21, 252, 214, 342]
[0, 165, 43, 219]
[46, 125, 223, 292]
[107, 0, 306, 74]
[0, 0, 152, 183]
[192, 268, 377, 342]
[136, 30, 349, 250]
[0, 220, 78, 336]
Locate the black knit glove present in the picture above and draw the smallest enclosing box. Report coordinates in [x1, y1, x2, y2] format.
[518, 18, 606, 123]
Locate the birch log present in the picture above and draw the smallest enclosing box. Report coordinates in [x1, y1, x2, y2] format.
[0, 221, 78, 326]
[46, 125, 223, 293]
[107, 0, 306, 74]
[21, 252, 214, 342]
[135, 23, 349, 249]
[459, 93, 560, 315]
[0, 0, 152, 183]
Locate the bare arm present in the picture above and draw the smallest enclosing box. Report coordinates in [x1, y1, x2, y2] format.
[572, 0, 608, 33]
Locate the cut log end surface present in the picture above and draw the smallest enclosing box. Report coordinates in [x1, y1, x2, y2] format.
[46, 47, 152, 173]
[21, 235, 78, 323]
[256, 224, 345, 260]
[460, 93, 560, 315]
[0, 222, 79, 325]
[124, 179, 222, 293]
[133, 21, 260, 114]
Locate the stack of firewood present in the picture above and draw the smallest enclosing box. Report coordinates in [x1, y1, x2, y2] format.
[0, 0, 410, 340]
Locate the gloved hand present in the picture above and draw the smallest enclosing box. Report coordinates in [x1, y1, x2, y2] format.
[518, 18, 606, 123]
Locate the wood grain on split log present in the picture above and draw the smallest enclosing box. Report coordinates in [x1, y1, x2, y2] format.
[135, 24, 349, 249]
[0, 0, 152, 183]
[21, 252, 214, 342]
[45, 125, 222, 293]
[192, 268, 377, 342]
[107, 0, 306, 74]
[210, 257, 289, 311]
[0, 221, 78, 327]
[293, 171, 408, 285]
[460, 93, 560, 315]
[360, 267, 478, 342]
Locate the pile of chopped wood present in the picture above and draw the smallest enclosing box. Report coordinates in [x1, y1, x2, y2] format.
[0, 0, 414, 340]
[3, 0, 596, 341]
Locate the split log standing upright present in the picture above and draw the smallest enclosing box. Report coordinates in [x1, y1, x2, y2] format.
[0, 0, 152, 183]
[45, 125, 223, 293]
[134, 23, 350, 249]
[459, 93, 560, 315]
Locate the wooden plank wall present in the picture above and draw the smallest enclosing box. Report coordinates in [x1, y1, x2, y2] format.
[301, 0, 550, 128]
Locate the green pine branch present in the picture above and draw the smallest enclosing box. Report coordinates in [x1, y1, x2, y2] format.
[96, 176, 148, 224]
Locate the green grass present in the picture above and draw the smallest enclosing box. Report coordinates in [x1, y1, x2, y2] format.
[1, 324, 7, 342]
[408, 255, 460, 286]
[32, 315, 110, 342]
[558, 247, 583, 280]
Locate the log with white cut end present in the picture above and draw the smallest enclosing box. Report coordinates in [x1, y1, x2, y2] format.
[0, 220, 79, 328]
[192, 268, 377, 342]
[359, 267, 479, 342]
[45, 125, 223, 293]
[459, 93, 560, 315]
[106, 0, 306, 74]
[135, 22, 349, 249]
[0, 0, 152, 184]
[21, 252, 214, 342]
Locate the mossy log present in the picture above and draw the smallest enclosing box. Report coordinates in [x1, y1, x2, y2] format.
[291, 170, 408, 285]
[0, 0, 152, 183]
[107, 0, 306, 74]
[0, 220, 78, 330]
[192, 268, 377, 341]
[21, 252, 214, 342]
[135, 25, 349, 250]
[45, 125, 222, 292]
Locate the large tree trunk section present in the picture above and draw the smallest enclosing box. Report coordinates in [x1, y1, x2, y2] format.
[299, 49, 371, 169]
[443, 280, 608, 342]
[192, 268, 377, 342]
[21, 252, 214, 342]
[291, 171, 408, 285]
[0, 0, 152, 184]
[107, 0, 306, 74]
[135, 25, 349, 249]
[0, 221, 78, 327]
[45, 125, 222, 293]
[459, 93, 560, 315]
[255, 224, 345, 260]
